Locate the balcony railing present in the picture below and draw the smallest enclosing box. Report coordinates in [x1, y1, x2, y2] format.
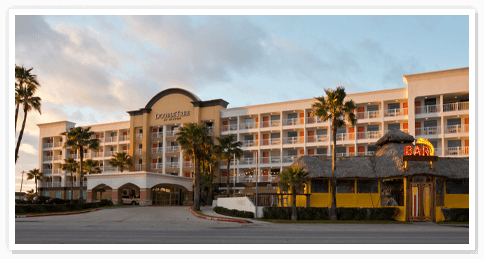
[43, 143, 53, 149]
[222, 175, 277, 184]
[261, 138, 281, 146]
[261, 120, 281, 128]
[356, 151, 376, 156]
[415, 105, 439, 114]
[151, 132, 163, 139]
[444, 124, 468, 134]
[336, 152, 356, 157]
[443, 102, 469, 112]
[306, 116, 324, 124]
[135, 164, 143, 170]
[105, 137, 117, 143]
[207, 126, 215, 133]
[306, 134, 329, 143]
[356, 110, 381, 120]
[119, 135, 130, 141]
[151, 163, 163, 170]
[260, 157, 281, 164]
[43, 169, 52, 174]
[241, 140, 258, 147]
[384, 108, 408, 117]
[239, 122, 258, 130]
[92, 152, 103, 158]
[66, 181, 88, 187]
[222, 124, 238, 132]
[415, 126, 441, 136]
[166, 146, 180, 153]
[239, 158, 256, 165]
[282, 155, 300, 163]
[54, 142, 63, 148]
[53, 155, 62, 161]
[43, 156, 52, 161]
[357, 131, 382, 140]
[135, 134, 143, 140]
[166, 130, 180, 137]
[221, 159, 237, 166]
[282, 118, 302, 126]
[104, 166, 118, 172]
[92, 137, 104, 143]
[42, 182, 62, 188]
[183, 161, 193, 168]
[104, 151, 116, 157]
[166, 162, 179, 168]
[445, 147, 469, 156]
[282, 136, 302, 145]
[151, 147, 163, 154]
[53, 169, 63, 174]
[135, 149, 143, 155]
[336, 132, 355, 141]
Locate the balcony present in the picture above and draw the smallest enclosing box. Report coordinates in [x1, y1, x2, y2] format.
[53, 142, 63, 148]
[166, 162, 179, 168]
[282, 155, 300, 163]
[207, 126, 215, 133]
[336, 132, 355, 141]
[92, 137, 104, 143]
[66, 181, 88, 187]
[166, 146, 180, 153]
[306, 134, 329, 143]
[282, 136, 303, 145]
[151, 132, 163, 139]
[135, 164, 143, 170]
[241, 140, 258, 148]
[444, 125, 468, 134]
[261, 120, 281, 128]
[42, 182, 62, 188]
[306, 116, 325, 124]
[261, 138, 281, 146]
[260, 157, 281, 164]
[135, 134, 143, 140]
[183, 161, 193, 168]
[415, 105, 439, 115]
[105, 137, 117, 143]
[151, 147, 163, 154]
[43, 169, 52, 175]
[356, 151, 376, 156]
[356, 110, 381, 120]
[222, 124, 238, 132]
[443, 102, 469, 112]
[119, 135, 130, 141]
[43, 156, 52, 161]
[221, 160, 237, 166]
[43, 143, 53, 149]
[415, 126, 441, 136]
[336, 152, 356, 157]
[282, 118, 303, 126]
[151, 163, 163, 170]
[166, 130, 180, 137]
[53, 169, 63, 174]
[135, 149, 143, 155]
[239, 158, 256, 166]
[222, 175, 277, 184]
[444, 147, 469, 156]
[104, 166, 118, 172]
[104, 151, 116, 157]
[54, 155, 62, 161]
[357, 131, 382, 140]
[384, 108, 408, 117]
[238, 122, 258, 130]
[92, 152, 103, 158]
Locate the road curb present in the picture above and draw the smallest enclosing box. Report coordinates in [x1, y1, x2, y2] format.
[15, 208, 101, 218]
[189, 206, 248, 224]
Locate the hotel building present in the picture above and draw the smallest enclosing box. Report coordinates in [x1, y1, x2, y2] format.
[37, 67, 469, 208]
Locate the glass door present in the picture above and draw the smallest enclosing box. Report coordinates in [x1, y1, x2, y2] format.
[410, 182, 433, 221]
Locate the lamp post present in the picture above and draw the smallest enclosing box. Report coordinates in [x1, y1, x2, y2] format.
[20, 170, 25, 193]
[233, 153, 236, 196]
[255, 151, 259, 218]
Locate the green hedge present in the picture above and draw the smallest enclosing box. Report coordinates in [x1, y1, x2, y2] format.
[440, 208, 469, 222]
[15, 200, 113, 214]
[213, 206, 254, 218]
[262, 207, 398, 221]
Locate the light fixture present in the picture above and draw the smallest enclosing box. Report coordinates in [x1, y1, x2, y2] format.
[368, 103, 370, 105]
[425, 97, 427, 99]
[455, 96, 457, 98]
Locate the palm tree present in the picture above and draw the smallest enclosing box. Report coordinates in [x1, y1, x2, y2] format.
[62, 158, 79, 204]
[62, 127, 100, 204]
[109, 152, 133, 172]
[15, 84, 41, 163]
[204, 145, 220, 205]
[15, 65, 40, 132]
[98, 186, 106, 200]
[26, 169, 43, 196]
[83, 159, 100, 175]
[311, 86, 356, 220]
[278, 164, 310, 221]
[26, 189, 35, 201]
[215, 135, 243, 197]
[176, 123, 211, 211]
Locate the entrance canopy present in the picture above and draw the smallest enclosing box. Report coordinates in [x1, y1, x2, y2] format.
[86, 171, 193, 191]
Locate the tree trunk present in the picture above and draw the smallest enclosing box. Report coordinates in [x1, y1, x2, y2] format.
[330, 127, 338, 220]
[70, 173, 74, 205]
[79, 147, 84, 204]
[193, 156, 200, 211]
[35, 179, 38, 196]
[15, 104, 19, 132]
[292, 185, 297, 221]
[15, 108, 28, 164]
[226, 158, 231, 197]
[208, 165, 213, 205]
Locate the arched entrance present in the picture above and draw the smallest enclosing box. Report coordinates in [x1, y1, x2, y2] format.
[151, 184, 187, 206]
[91, 184, 113, 202]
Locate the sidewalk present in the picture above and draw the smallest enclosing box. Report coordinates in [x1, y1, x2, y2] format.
[199, 206, 273, 225]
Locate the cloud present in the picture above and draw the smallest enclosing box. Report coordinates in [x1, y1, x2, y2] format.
[20, 143, 37, 155]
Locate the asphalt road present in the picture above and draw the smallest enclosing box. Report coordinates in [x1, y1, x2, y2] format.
[15, 206, 469, 244]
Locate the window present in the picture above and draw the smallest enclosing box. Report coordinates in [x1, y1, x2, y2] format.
[337, 128, 346, 134]
[45, 191, 49, 197]
[387, 123, 400, 131]
[271, 133, 280, 139]
[316, 148, 327, 155]
[68, 191, 71, 199]
[367, 105, 379, 111]
[446, 180, 469, 194]
[388, 103, 400, 110]
[424, 120, 437, 128]
[367, 125, 379, 132]
[447, 118, 462, 126]
[287, 113, 297, 119]
[244, 135, 253, 141]
[425, 98, 436, 106]
[287, 131, 297, 138]
[336, 180, 354, 193]
[357, 180, 378, 193]
[367, 145, 378, 152]
[271, 115, 280, 121]
[435, 179, 444, 206]
[311, 179, 329, 193]
[316, 129, 327, 135]
[336, 146, 346, 154]
[380, 179, 404, 206]
[448, 140, 461, 148]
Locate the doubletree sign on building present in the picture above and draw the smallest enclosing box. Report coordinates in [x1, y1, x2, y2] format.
[155, 111, 190, 121]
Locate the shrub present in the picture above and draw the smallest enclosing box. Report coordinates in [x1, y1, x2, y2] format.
[15, 201, 113, 214]
[262, 207, 397, 221]
[212, 206, 254, 218]
[440, 208, 469, 222]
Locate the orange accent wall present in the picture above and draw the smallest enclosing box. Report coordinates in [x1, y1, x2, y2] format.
[308, 149, 314, 155]
[299, 150, 304, 156]
[358, 146, 365, 152]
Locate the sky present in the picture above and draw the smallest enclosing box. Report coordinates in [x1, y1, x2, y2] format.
[13, 14, 469, 192]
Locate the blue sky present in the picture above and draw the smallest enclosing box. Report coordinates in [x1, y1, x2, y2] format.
[14, 14, 469, 191]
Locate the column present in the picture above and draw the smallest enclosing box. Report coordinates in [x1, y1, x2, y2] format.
[381, 100, 384, 137]
[86, 189, 92, 203]
[162, 125, 167, 174]
[112, 189, 119, 205]
[179, 146, 183, 176]
[139, 188, 151, 205]
[440, 94, 445, 157]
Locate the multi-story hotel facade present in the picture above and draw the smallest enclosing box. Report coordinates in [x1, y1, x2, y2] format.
[37, 67, 470, 207]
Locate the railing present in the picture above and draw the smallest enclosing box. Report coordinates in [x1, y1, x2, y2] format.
[282, 118, 302, 126]
[151, 163, 163, 170]
[66, 154, 78, 159]
[135, 164, 143, 170]
[166, 130, 180, 137]
[261, 138, 281, 146]
[135, 134, 143, 140]
[444, 125, 468, 134]
[92, 152, 103, 158]
[241, 140, 258, 147]
[43, 169, 52, 174]
[336, 132, 355, 141]
[434, 148, 442, 156]
[336, 152, 356, 157]
[43, 143, 53, 149]
[357, 151, 376, 156]
[151, 147, 163, 154]
[54, 155, 62, 161]
[135, 149, 143, 155]
[415, 126, 441, 136]
[221, 159, 238, 166]
[166, 162, 179, 168]
[66, 181, 88, 187]
[384, 108, 408, 117]
[443, 102, 469, 112]
[415, 105, 439, 114]
[43, 156, 52, 161]
[282, 155, 300, 163]
[384, 129, 409, 134]
[104, 166, 118, 172]
[282, 136, 302, 144]
[357, 131, 382, 140]
[357, 110, 381, 119]
[151, 132, 163, 139]
[246, 194, 281, 207]
[53, 169, 63, 174]
[105, 137, 117, 143]
[104, 151, 116, 157]
[261, 120, 281, 128]
[306, 116, 324, 124]
[238, 122, 258, 130]
[91, 137, 104, 143]
[259, 157, 281, 164]
[306, 134, 328, 143]
[166, 146, 180, 153]
[119, 135, 130, 141]
[221, 124, 238, 132]
[83, 153, 91, 159]
[445, 147, 469, 156]
[207, 126, 215, 133]
[235, 175, 277, 183]
[239, 158, 256, 165]
[54, 142, 63, 148]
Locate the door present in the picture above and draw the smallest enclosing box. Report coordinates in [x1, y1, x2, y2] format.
[307, 131, 314, 142]
[349, 147, 355, 156]
[358, 127, 365, 139]
[300, 113, 305, 125]
[263, 134, 269, 146]
[403, 123, 408, 133]
[415, 101, 421, 114]
[299, 131, 305, 143]
[409, 182, 433, 222]
[465, 118, 469, 132]
[403, 103, 408, 115]
[263, 170, 269, 182]
[349, 127, 355, 140]
[262, 116, 269, 127]
[307, 112, 314, 123]
[262, 152, 269, 164]
[357, 107, 365, 119]
[358, 146, 365, 156]
[415, 122, 421, 136]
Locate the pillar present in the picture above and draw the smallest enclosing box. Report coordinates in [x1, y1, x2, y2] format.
[87, 190, 92, 203]
[112, 189, 120, 205]
[139, 188, 152, 205]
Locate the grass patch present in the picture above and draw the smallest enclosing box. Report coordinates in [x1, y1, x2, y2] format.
[101, 205, 135, 208]
[194, 210, 252, 223]
[436, 221, 469, 224]
[254, 218, 410, 224]
[15, 208, 99, 216]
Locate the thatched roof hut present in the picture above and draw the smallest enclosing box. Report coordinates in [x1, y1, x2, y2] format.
[291, 130, 469, 180]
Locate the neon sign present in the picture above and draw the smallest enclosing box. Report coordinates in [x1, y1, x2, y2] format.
[402, 138, 438, 170]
